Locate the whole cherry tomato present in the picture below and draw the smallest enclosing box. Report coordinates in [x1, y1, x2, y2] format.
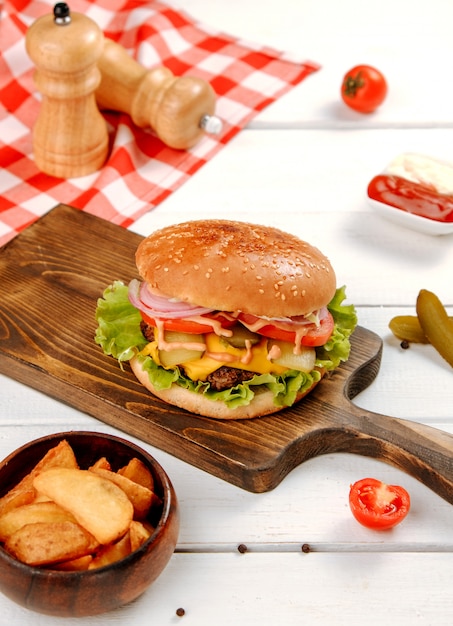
[349, 478, 410, 530]
[341, 65, 387, 113]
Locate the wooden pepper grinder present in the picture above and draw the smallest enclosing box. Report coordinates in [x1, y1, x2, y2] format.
[96, 38, 222, 150]
[25, 3, 109, 178]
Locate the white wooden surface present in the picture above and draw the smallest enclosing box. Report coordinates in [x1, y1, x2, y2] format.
[1, 0, 453, 623]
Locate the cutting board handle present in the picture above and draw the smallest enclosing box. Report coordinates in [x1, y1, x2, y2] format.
[334, 376, 453, 503]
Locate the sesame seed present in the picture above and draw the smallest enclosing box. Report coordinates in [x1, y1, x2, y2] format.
[259, 289, 264, 294]
[256, 275, 262, 280]
[194, 265, 199, 270]
[164, 267, 169, 272]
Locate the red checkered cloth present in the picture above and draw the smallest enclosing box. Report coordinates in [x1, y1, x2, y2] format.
[0, 0, 319, 247]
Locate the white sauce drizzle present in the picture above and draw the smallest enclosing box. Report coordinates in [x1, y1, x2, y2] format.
[241, 340, 253, 365]
[238, 316, 311, 355]
[267, 343, 282, 361]
[155, 319, 206, 353]
[183, 315, 233, 337]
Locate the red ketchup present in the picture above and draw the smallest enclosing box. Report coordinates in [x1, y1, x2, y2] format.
[367, 174, 453, 223]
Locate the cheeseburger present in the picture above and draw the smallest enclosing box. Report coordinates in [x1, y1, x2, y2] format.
[95, 220, 357, 419]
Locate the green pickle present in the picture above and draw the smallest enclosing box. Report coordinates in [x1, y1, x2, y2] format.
[224, 325, 261, 349]
[389, 315, 429, 344]
[416, 289, 453, 369]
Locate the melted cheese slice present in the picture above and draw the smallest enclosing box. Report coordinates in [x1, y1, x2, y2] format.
[141, 333, 287, 381]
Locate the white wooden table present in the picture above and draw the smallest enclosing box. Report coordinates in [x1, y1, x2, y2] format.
[1, 1, 453, 623]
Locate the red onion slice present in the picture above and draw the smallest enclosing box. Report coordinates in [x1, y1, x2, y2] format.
[128, 279, 214, 319]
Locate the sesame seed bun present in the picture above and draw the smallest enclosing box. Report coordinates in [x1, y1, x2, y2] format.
[135, 220, 336, 318]
[130, 355, 323, 420]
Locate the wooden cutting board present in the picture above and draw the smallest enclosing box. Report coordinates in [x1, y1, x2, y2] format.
[1, 205, 452, 500]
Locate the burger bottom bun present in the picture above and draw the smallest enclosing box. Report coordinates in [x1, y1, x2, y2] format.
[130, 356, 321, 420]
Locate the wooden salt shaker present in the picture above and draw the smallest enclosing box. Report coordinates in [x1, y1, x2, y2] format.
[26, 3, 108, 178]
[96, 39, 222, 150]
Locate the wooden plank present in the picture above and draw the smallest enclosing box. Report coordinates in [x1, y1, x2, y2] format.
[2, 551, 447, 626]
[0, 205, 452, 498]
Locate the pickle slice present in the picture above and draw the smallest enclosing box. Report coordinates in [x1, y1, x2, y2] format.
[389, 316, 429, 344]
[416, 289, 453, 369]
[269, 340, 316, 373]
[224, 326, 261, 349]
[159, 331, 205, 367]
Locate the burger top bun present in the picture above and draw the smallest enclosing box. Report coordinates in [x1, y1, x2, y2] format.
[135, 220, 336, 318]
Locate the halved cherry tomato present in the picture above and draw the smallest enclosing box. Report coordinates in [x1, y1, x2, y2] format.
[349, 478, 410, 530]
[341, 65, 387, 114]
[237, 311, 335, 347]
[140, 311, 236, 334]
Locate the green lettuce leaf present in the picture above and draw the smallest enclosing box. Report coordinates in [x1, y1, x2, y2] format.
[94, 281, 357, 408]
[315, 285, 358, 371]
[95, 281, 147, 363]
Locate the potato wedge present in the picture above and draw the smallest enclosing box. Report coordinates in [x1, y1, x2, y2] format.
[88, 531, 131, 570]
[32, 493, 53, 503]
[0, 440, 78, 516]
[89, 457, 112, 471]
[33, 468, 133, 544]
[5, 521, 99, 566]
[129, 520, 152, 552]
[51, 554, 93, 571]
[117, 457, 154, 491]
[0, 501, 77, 542]
[0, 489, 35, 516]
[90, 467, 153, 520]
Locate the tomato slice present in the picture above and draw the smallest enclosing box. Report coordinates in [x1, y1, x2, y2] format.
[141, 309, 335, 346]
[140, 311, 236, 334]
[237, 311, 335, 347]
[349, 478, 410, 530]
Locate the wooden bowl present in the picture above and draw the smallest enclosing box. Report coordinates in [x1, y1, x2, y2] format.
[0, 431, 179, 617]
